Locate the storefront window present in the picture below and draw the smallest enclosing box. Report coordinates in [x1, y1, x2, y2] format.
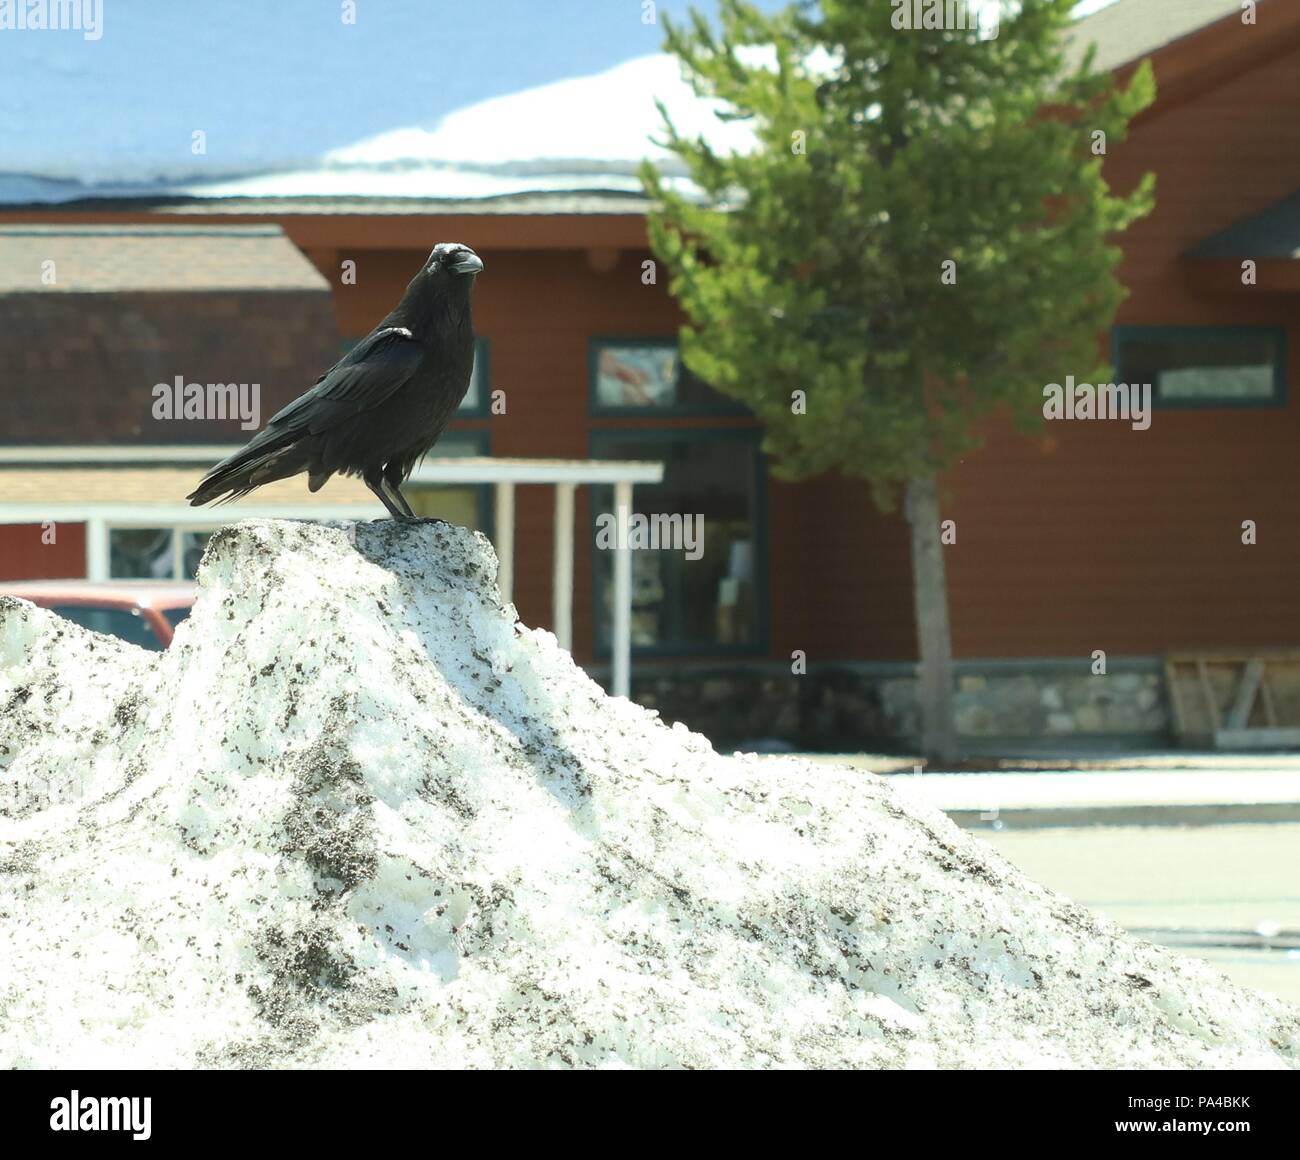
[591, 430, 762, 653]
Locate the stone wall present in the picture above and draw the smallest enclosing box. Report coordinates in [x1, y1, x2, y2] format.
[617, 659, 1171, 752]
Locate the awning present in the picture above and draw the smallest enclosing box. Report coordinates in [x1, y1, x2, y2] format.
[1184, 188, 1300, 292]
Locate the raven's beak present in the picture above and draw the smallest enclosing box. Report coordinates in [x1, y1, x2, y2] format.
[451, 252, 484, 274]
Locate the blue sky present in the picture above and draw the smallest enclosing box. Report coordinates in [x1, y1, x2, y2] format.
[0, 0, 1117, 185]
[0, 0, 787, 182]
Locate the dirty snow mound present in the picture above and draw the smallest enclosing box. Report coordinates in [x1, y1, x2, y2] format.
[0, 520, 1296, 1069]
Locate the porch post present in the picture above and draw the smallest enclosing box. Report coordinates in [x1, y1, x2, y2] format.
[85, 518, 109, 580]
[552, 482, 575, 651]
[494, 481, 515, 605]
[611, 479, 633, 698]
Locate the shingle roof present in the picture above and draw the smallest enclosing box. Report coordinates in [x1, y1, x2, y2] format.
[1186, 188, 1300, 258]
[0, 466, 377, 507]
[0, 225, 330, 293]
[1064, 0, 1248, 74]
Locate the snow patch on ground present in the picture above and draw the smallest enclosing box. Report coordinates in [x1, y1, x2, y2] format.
[1, 519, 1297, 1068]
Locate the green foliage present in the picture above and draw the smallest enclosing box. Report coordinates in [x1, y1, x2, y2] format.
[642, 0, 1155, 507]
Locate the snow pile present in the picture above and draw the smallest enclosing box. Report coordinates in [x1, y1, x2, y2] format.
[1, 520, 1296, 1069]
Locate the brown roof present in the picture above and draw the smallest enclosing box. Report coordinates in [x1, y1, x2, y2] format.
[1187, 188, 1300, 259]
[1065, 0, 1253, 73]
[0, 224, 330, 293]
[0, 466, 378, 507]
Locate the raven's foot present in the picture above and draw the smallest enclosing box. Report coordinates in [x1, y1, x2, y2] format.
[389, 514, 449, 528]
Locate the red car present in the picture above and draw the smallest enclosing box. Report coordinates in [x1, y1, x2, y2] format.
[0, 580, 196, 651]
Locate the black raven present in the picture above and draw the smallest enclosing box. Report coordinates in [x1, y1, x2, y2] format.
[187, 241, 483, 521]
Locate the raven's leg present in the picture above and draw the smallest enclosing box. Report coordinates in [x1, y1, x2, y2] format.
[388, 483, 447, 526]
[381, 477, 418, 520]
[382, 465, 447, 525]
[365, 474, 411, 521]
[390, 481, 449, 527]
[379, 462, 426, 520]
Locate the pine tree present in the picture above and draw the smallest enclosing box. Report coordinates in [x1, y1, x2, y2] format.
[642, 0, 1155, 761]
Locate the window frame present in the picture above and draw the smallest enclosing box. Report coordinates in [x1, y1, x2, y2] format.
[588, 336, 751, 418]
[587, 425, 769, 659]
[1110, 325, 1288, 409]
[107, 525, 218, 580]
[458, 336, 492, 418]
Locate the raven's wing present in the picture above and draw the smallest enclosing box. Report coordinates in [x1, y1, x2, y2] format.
[268, 326, 426, 436]
[186, 326, 427, 505]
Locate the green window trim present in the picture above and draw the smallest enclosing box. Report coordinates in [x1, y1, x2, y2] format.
[1110, 325, 1287, 408]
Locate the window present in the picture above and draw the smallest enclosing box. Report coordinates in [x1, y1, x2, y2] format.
[109, 528, 212, 579]
[590, 338, 747, 415]
[339, 336, 489, 415]
[180, 531, 211, 577]
[459, 336, 491, 416]
[1112, 326, 1286, 406]
[590, 430, 764, 653]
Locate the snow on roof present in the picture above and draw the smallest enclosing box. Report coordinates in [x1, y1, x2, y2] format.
[0, 54, 748, 208]
[1, 517, 1296, 1067]
[328, 55, 753, 171]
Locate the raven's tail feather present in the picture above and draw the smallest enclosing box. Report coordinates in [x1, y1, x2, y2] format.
[187, 433, 315, 507]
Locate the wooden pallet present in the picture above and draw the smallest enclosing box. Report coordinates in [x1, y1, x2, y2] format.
[1165, 651, 1300, 749]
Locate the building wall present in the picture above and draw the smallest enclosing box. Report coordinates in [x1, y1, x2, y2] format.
[757, 32, 1300, 665]
[937, 36, 1300, 659]
[0, 290, 338, 444]
[0, 522, 85, 579]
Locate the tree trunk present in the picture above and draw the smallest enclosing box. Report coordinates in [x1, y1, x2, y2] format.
[905, 476, 958, 765]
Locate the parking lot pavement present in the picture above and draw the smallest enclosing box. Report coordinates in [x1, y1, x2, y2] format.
[974, 823, 1300, 1005]
[764, 753, 1300, 826]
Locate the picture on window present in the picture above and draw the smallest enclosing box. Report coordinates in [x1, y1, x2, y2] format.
[592, 340, 743, 413]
